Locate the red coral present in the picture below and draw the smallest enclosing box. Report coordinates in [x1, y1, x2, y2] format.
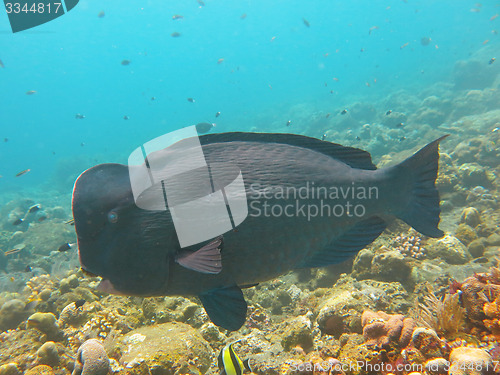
[483, 296, 500, 338]
[399, 318, 416, 347]
[460, 272, 500, 325]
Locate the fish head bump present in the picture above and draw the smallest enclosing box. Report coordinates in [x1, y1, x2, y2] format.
[72, 163, 174, 296]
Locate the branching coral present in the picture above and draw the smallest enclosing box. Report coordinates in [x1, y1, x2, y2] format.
[391, 233, 427, 260]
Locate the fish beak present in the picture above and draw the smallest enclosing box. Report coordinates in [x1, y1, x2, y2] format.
[97, 279, 127, 295]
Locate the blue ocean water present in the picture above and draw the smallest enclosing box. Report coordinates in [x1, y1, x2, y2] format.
[0, 0, 498, 195]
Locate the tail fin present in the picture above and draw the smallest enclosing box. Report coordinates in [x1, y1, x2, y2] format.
[392, 135, 448, 238]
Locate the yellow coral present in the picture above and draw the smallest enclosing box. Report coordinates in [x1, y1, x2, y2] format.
[483, 296, 500, 338]
[24, 275, 55, 302]
[455, 224, 478, 246]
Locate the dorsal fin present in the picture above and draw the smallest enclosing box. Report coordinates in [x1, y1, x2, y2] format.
[199, 132, 377, 170]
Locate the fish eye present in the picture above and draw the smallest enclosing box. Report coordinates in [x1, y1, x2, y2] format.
[107, 211, 119, 223]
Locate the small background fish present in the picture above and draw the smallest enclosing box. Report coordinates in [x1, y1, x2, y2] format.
[195, 122, 215, 134]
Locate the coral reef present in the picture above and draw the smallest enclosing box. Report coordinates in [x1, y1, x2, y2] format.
[448, 347, 493, 375]
[0, 364, 21, 375]
[457, 269, 500, 326]
[24, 366, 53, 375]
[27, 313, 63, 341]
[460, 207, 482, 228]
[454, 224, 478, 246]
[426, 235, 471, 265]
[483, 296, 500, 338]
[277, 313, 314, 352]
[118, 322, 212, 375]
[315, 276, 411, 339]
[0, 300, 30, 331]
[411, 328, 443, 358]
[72, 339, 109, 375]
[413, 287, 466, 336]
[453, 60, 498, 90]
[352, 247, 412, 283]
[361, 310, 415, 348]
[36, 342, 60, 368]
[382, 111, 407, 128]
[424, 357, 449, 375]
[0, 54, 499, 375]
[391, 234, 427, 260]
[58, 302, 89, 328]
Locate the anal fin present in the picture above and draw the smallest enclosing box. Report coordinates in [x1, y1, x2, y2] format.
[199, 285, 247, 331]
[298, 216, 387, 268]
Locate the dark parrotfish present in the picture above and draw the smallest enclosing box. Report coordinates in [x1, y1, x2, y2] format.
[72, 132, 446, 331]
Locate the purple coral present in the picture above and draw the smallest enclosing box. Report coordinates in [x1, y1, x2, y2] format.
[361, 310, 415, 348]
[72, 339, 109, 375]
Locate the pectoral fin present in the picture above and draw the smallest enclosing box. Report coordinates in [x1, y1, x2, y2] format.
[175, 236, 223, 274]
[199, 285, 247, 331]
